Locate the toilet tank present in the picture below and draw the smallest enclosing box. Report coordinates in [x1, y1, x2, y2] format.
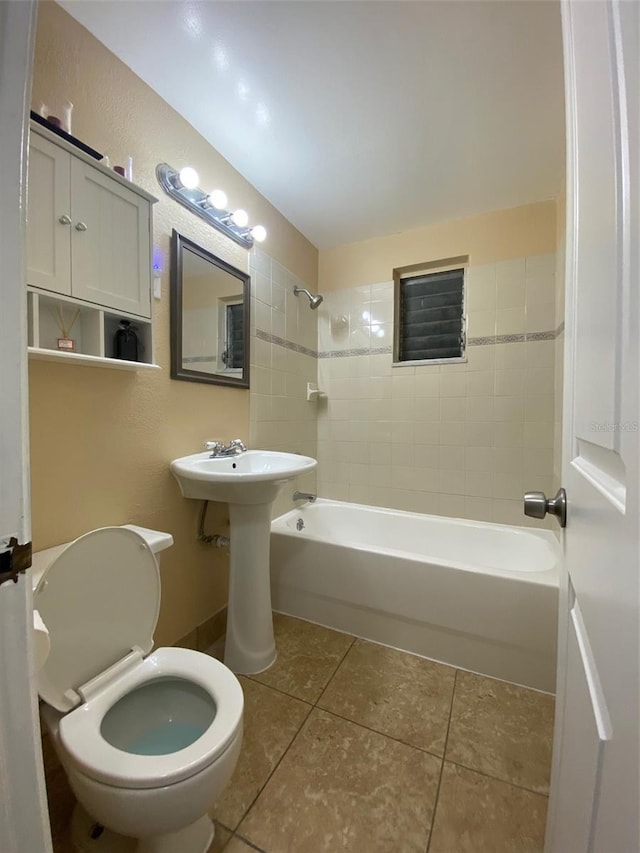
[31, 525, 174, 589]
[121, 525, 174, 556]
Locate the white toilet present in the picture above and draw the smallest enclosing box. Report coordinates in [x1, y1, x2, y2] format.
[33, 525, 243, 853]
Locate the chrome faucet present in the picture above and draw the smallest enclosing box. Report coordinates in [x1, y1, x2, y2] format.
[204, 438, 247, 458]
[293, 491, 316, 503]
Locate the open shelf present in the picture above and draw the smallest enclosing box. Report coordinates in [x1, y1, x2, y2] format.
[27, 288, 159, 371]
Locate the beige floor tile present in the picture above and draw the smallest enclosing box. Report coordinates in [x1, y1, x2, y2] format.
[446, 671, 554, 794]
[319, 639, 455, 755]
[239, 709, 440, 853]
[225, 838, 263, 853]
[249, 613, 354, 703]
[207, 822, 233, 852]
[211, 676, 312, 830]
[428, 762, 548, 853]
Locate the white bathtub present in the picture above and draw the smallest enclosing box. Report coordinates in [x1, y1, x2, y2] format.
[270, 499, 560, 692]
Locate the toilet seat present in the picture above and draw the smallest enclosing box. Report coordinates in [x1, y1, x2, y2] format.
[34, 527, 244, 790]
[34, 527, 162, 713]
[59, 646, 243, 789]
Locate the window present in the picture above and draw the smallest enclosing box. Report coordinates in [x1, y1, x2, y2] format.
[219, 301, 244, 371]
[394, 266, 466, 364]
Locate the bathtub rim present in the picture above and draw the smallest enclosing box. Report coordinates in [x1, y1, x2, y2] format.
[272, 498, 560, 588]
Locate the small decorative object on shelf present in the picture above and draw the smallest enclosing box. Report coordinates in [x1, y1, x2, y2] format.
[39, 100, 73, 134]
[55, 305, 80, 352]
[114, 320, 139, 361]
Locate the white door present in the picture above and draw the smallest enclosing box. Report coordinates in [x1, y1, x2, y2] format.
[545, 2, 639, 851]
[0, 2, 52, 851]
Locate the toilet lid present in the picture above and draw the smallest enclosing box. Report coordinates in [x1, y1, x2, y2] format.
[34, 527, 160, 713]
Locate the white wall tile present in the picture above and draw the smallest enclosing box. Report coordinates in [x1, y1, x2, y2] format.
[466, 396, 494, 422]
[465, 447, 496, 472]
[525, 274, 555, 307]
[496, 307, 526, 335]
[494, 396, 525, 422]
[439, 469, 466, 495]
[312, 253, 559, 525]
[468, 309, 496, 337]
[525, 302, 555, 332]
[525, 367, 554, 396]
[466, 370, 494, 396]
[495, 369, 525, 397]
[496, 257, 526, 287]
[465, 472, 493, 498]
[464, 421, 495, 447]
[524, 421, 555, 449]
[440, 373, 466, 397]
[440, 397, 466, 421]
[497, 278, 525, 309]
[414, 374, 440, 397]
[493, 422, 525, 447]
[526, 253, 556, 278]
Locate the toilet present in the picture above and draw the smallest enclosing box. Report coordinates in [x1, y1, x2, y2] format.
[33, 525, 243, 853]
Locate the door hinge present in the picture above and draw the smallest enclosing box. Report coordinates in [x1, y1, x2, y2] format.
[0, 538, 32, 587]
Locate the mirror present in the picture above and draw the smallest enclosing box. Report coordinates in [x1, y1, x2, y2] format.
[170, 230, 250, 388]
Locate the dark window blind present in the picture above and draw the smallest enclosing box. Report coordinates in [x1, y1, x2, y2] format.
[398, 268, 464, 361]
[225, 303, 244, 369]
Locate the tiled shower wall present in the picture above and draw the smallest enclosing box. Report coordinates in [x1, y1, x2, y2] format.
[248, 250, 318, 518]
[316, 254, 559, 527]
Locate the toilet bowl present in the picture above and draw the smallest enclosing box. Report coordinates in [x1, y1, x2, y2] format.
[33, 525, 243, 853]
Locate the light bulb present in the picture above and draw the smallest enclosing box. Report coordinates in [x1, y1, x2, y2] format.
[251, 225, 267, 242]
[178, 166, 199, 189]
[231, 208, 249, 228]
[208, 189, 227, 209]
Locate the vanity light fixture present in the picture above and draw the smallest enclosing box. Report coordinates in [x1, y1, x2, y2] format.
[156, 163, 267, 249]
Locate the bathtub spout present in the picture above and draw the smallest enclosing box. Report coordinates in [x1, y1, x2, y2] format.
[293, 491, 316, 503]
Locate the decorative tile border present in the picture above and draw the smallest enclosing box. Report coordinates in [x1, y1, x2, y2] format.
[183, 355, 216, 364]
[318, 345, 393, 359]
[254, 325, 563, 361]
[467, 328, 561, 347]
[255, 328, 317, 358]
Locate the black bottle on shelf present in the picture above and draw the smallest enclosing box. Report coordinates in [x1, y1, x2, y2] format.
[114, 320, 139, 361]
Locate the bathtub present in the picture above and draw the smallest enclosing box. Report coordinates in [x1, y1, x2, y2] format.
[270, 499, 560, 692]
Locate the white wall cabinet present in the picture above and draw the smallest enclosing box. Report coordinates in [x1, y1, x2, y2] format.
[26, 123, 158, 370]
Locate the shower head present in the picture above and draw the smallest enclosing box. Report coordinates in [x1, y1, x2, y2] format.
[293, 286, 324, 310]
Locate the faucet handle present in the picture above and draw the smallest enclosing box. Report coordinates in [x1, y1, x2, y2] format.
[228, 438, 247, 452]
[204, 440, 224, 454]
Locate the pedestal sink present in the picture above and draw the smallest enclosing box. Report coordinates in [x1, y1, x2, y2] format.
[170, 450, 317, 674]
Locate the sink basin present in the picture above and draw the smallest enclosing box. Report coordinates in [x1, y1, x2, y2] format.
[171, 449, 317, 505]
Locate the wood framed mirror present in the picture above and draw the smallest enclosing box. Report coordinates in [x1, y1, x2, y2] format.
[170, 230, 250, 388]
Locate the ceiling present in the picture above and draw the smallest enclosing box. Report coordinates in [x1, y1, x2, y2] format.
[58, 1, 565, 250]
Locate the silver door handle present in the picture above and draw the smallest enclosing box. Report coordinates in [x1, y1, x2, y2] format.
[75, 221, 88, 232]
[524, 487, 567, 527]
[58, 214, 71, 225]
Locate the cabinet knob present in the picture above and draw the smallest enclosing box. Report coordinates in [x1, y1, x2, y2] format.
[75, 221, 88, 232]
[58, 214, 71, 225]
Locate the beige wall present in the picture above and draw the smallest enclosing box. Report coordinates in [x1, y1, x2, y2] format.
[29, 1, 317, 646]
[319, 200, 557, 292]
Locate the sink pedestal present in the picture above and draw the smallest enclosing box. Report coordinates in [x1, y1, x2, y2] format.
[224, 502, 277, 674]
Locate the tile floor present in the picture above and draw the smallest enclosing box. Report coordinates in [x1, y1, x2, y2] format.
[45, 613, 555, 853]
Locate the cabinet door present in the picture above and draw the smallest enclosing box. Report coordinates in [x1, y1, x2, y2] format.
[26, 133, 71, 294]
[70, 159, 151, 318]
